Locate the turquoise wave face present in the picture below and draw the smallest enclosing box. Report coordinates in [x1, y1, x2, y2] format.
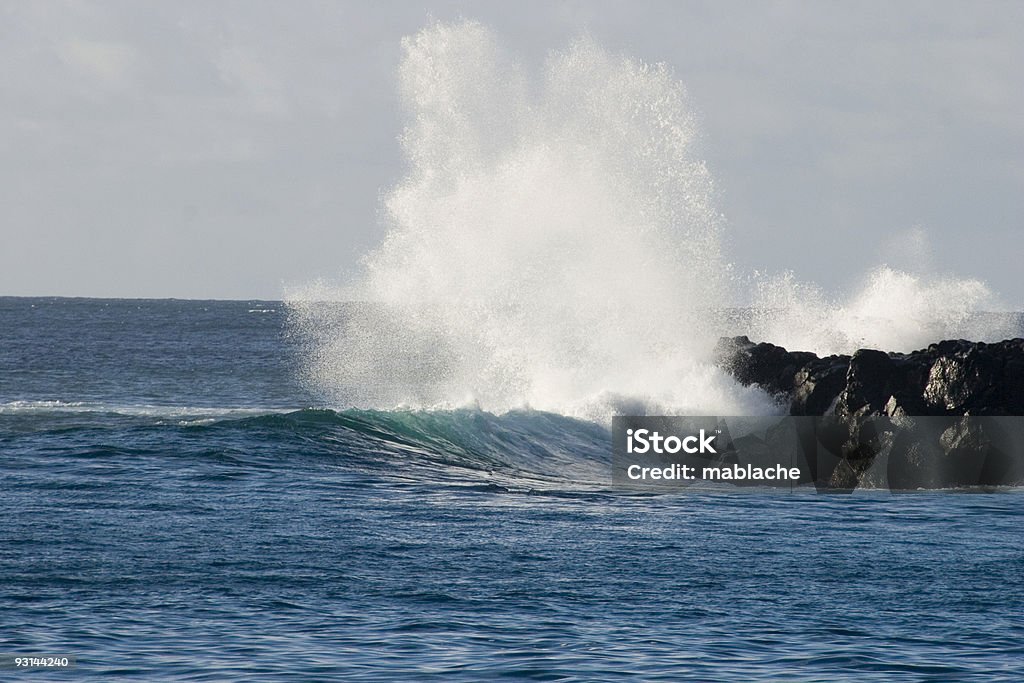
[2, 404, 612, 487]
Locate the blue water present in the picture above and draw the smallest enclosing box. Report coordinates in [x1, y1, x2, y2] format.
[2, 298, 1023, 681]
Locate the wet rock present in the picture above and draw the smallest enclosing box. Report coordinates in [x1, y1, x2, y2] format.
[712, 336, 818, 398]
[714, 335, 1024, 489]
[715, 336, 1024, 419]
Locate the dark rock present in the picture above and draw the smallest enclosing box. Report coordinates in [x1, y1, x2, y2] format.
[792, 355, 849, 415]
[884, 416, 1006, 489]
[714, 335, 1024, 489]
[713, 336, 818, 399]
[715, 335, 1024, 419]
[920, 339, 1024, 415]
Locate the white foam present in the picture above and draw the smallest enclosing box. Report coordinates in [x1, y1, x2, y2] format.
[286, 20, 779, 422]
[0, 400, 291, 420]
[748, 264, 1012, 356]
[286, 20, 1010, 421]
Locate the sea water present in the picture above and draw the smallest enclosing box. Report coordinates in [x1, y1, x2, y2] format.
[2, 297, 1023, 681]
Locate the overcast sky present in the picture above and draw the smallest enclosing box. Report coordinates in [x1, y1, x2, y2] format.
[2, 0, 1021, 304]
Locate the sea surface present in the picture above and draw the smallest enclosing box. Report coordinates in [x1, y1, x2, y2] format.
[2, 297, 1023, 681]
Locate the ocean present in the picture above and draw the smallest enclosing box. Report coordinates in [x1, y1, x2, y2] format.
[2, 297, 1023, 680]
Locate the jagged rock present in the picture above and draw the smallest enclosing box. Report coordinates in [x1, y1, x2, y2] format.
[919, 340, 1024, 415]
[715, 336, 1024, 418]
[792, 356, 848, 415]
[713, 336, 818, 398]
[714, 335, 1024, 489]
[883, 417, 1023, 489]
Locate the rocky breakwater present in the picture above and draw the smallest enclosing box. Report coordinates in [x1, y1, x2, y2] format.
[715, 336, 1024, 490]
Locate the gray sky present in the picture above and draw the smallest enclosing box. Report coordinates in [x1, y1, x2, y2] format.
[1, 0, 1021, 304]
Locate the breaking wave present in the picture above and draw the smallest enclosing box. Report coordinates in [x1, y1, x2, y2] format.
[287, 20, 1013, 422]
